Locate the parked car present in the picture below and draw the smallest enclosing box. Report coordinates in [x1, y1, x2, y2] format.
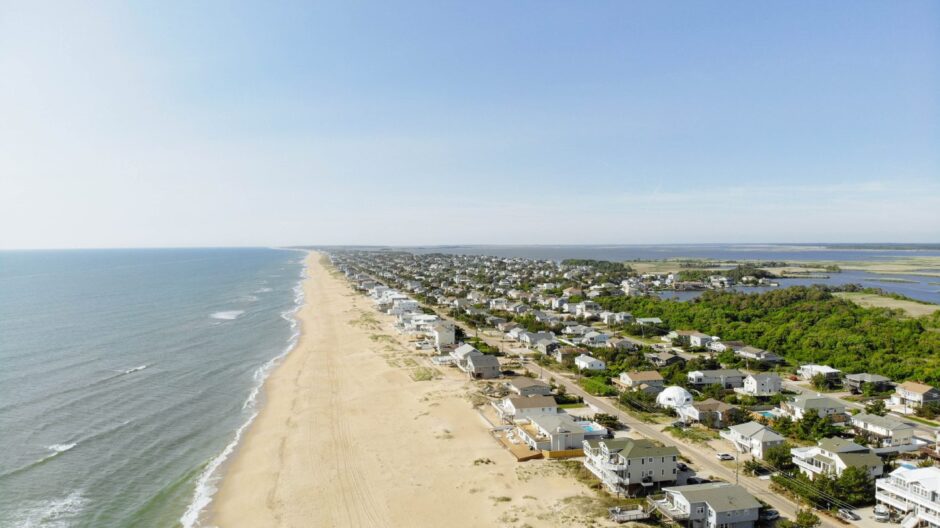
[838, 509, 861, 522]
[716, 453, 735, 461]
[677, 462, 689, 472]
[759, 509, 780, 522]
[686, 476, 711, 485]
[873, 507, 890, 523]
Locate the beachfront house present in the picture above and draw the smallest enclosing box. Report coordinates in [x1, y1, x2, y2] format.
[735, 374, 782, 397]
[515, 413, 607, 453]
[505, 377, 553, 397]
[494, 395, 558, 422]
[466, 354, 500, 380]
[431, 321, 455, 351]
[652, 483, 762, 528]
[451, 343, 482, 371]
[891, 382, 940, 414]
[574, 354, 606, 371]
[582, 438, 680, 495]
[791, 438, 884, 480]
[719, 421, 785, 460]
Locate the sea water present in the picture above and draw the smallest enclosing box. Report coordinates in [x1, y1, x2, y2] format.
[0, 248, 305, 527]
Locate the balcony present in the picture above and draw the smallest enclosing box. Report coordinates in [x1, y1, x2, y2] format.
[648, 497, 690, 520]
[792, 457, 828, 475]
[877, 491, 913, 513]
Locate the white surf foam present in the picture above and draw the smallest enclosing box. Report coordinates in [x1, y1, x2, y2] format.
[209, 310, 244, 321]
[46, 443, 77, 453]
[13, 490, 86, 528]
[123, 364, 148, 375]
[181, 259, 308, 528]
[254, 287, 272, 293]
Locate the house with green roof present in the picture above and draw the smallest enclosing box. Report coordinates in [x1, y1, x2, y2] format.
[791, 437, 884, 480]
[582, 438, 680, 495]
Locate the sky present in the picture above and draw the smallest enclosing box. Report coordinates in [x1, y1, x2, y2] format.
[1, 1, 938, 249]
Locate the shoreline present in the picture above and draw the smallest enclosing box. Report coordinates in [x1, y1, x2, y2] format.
[209, 251, 611, 527]
[181, 254, 308, 528]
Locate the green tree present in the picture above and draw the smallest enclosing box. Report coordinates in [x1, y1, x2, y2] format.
[793, 508, 821, 528]
[811, 373, 830, 390]
[836, 466, 875, 506]
[865, 398, 887, 416]
[764, 442, 795, 471]
[743, 458, 763, 476]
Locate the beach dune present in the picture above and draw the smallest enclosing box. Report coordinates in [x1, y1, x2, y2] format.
[211, 252, 602, 527]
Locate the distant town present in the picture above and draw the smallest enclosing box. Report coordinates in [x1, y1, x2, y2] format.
[330, 249, 940, 528]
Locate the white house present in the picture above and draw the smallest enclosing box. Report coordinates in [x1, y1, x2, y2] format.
[851, 413, 916, 449]
[891, 382, 940, 414]
[515, 413, 606, 452]
[797, 364, 842, 382]
[574, 354, 606, 371]
[687, 369, 745, 389]
[735, 374, 782, 397]
[876, 465, 940, 528]
[494, 395, 558, 421]
[431, 321, 455, 350]
[657, 386, 693, 410]
[575, 301, 601, 317]
[581, 331, 610, 347]
[781, 393, 846, 421]
[720, 421, 785, 460]
[791, 438, 883, 480]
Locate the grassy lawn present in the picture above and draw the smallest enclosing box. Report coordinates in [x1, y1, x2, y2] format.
[834, 292, 940, 318]
[559, 402, 587, 409]
[905, 415, 940, 427]
[664, 425, 720, 445]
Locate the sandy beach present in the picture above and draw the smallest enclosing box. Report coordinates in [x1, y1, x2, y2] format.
[211, 251, 608, 528]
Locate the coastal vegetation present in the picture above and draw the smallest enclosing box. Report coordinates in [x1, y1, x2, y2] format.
[594, 286, 940, 382]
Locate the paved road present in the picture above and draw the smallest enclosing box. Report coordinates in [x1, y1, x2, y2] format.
[452, 320, 843, 528]
[345, 275, 847, 528]
[780, 380, 937, 441]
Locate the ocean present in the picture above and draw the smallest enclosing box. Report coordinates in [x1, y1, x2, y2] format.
[0, 248, 305, 527]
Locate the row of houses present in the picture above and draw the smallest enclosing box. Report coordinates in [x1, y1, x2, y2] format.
[333, 251, 940, 527]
